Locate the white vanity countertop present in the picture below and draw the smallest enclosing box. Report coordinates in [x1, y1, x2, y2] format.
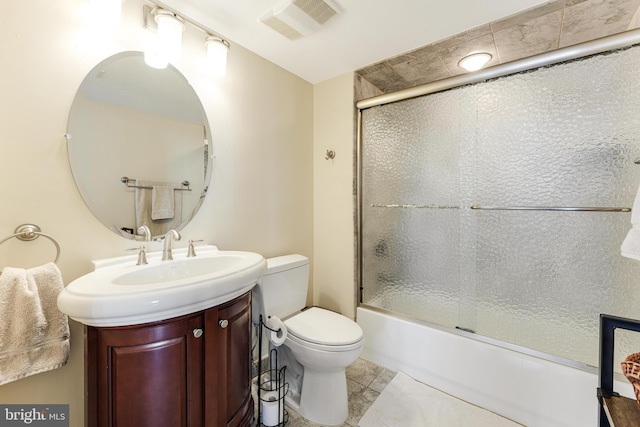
[58, 245, 266, 327]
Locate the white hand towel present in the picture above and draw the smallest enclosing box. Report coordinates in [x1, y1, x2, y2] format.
[135, 180, 183, 237]
[151, 185, 175, 220]
[0, 262, 70, 385]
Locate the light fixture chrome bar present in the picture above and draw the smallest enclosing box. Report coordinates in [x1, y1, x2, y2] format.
[150, 2, 226, 38]
[357, 28, 640, 110]
[142, 5, 158, 30]
[470, 206, 630, 212]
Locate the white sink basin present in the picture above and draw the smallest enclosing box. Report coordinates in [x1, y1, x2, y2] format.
[111, 254, 251, 286]
[57, 245, 266, 327]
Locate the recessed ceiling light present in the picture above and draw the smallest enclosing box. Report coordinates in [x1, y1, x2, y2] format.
[458, 52, 493, 72]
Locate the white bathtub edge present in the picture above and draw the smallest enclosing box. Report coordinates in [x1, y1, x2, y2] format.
[357, 306, 634, 427]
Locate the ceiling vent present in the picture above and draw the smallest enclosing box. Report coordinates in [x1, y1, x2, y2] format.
[260, 0, 341, 40]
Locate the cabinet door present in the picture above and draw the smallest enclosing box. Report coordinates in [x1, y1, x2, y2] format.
[205, 292, 253, 427]
[87, 313, 204, 427]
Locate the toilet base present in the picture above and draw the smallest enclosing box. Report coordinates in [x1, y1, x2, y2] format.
[287, 367, 348, 426]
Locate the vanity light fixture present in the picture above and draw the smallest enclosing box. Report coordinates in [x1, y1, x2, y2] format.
[144, 6, 181, 69]
[205, 36, 230, 77]
[155, 10, 185, 62]
[458, 52, 493, 72]
[144, 37, 169, 69]
[143, 4, 231, 76]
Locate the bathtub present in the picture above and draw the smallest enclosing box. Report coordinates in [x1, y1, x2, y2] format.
[357, 306, 635, 427]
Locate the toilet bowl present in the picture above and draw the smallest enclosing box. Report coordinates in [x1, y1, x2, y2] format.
[282, 307, 363, 425]
[252, 255, 364, 426]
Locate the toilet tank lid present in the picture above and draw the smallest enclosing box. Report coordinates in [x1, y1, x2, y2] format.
[265, 254, 309, 275]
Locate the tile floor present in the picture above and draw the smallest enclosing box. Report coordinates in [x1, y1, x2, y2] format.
[256, 358, 397, 427]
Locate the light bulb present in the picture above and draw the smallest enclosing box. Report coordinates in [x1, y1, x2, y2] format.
[155, 11, 184, 62]
[458, 53, 493, 72]
[144, 40, 169, 69]
[144, 30, 168, 69]
[206, 36, 230, 77]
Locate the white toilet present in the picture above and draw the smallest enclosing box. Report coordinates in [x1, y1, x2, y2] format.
[252, 254, 364, 426]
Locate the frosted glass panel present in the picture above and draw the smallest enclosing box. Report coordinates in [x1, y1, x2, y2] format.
[361, 90, 462, 207]
[360, 45, 640, 366]
[361, 89, 464, 328]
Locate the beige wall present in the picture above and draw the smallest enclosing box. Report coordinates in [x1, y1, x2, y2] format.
[312, 75, 357, 319]
[0, 0, 313, 424]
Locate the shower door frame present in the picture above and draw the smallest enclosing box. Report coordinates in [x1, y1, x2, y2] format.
[355, 28, 640, 369]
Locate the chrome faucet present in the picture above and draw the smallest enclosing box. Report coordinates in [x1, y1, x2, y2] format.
[161, 229, 181, 261]
[137, 225, 152, 241]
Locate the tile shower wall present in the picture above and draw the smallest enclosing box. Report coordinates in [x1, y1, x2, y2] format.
[360, 44, 640, 367]
[356, 0, 640, 95]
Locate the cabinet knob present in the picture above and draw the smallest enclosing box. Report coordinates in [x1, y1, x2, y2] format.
[219, 319, 229, 329]
[193, 328, 203, 338]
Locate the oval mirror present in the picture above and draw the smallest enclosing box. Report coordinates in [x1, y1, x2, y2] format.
[67, 51, 211, 240]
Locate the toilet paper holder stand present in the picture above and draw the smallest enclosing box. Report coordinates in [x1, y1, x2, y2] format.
[257, 315, 289, 427]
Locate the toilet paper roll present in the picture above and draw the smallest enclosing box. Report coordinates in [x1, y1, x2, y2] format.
[266, 316, 288, 347]
[261, 391, 283, 427]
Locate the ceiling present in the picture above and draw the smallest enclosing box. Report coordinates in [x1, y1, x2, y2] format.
[154, 0, 552, 84]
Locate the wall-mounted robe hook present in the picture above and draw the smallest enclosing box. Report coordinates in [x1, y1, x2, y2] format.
[325, 150, 336, 160]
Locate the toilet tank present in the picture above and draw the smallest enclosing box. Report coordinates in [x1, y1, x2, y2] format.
[253, 254, 309, 320]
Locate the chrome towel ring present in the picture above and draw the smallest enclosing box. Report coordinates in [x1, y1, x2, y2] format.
[0, 224, 61, 264]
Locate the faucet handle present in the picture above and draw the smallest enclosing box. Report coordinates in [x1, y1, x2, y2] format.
[187, 240, 204, 257]
[127, 246, 148, 265]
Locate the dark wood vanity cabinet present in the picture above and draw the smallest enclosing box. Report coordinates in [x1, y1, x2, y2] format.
[85, 292, 253, 427]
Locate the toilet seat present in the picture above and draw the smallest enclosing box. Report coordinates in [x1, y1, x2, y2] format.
[284, 307, 364, 351]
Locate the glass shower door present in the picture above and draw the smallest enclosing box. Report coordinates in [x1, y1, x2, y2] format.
[359, 44, 640, 367]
